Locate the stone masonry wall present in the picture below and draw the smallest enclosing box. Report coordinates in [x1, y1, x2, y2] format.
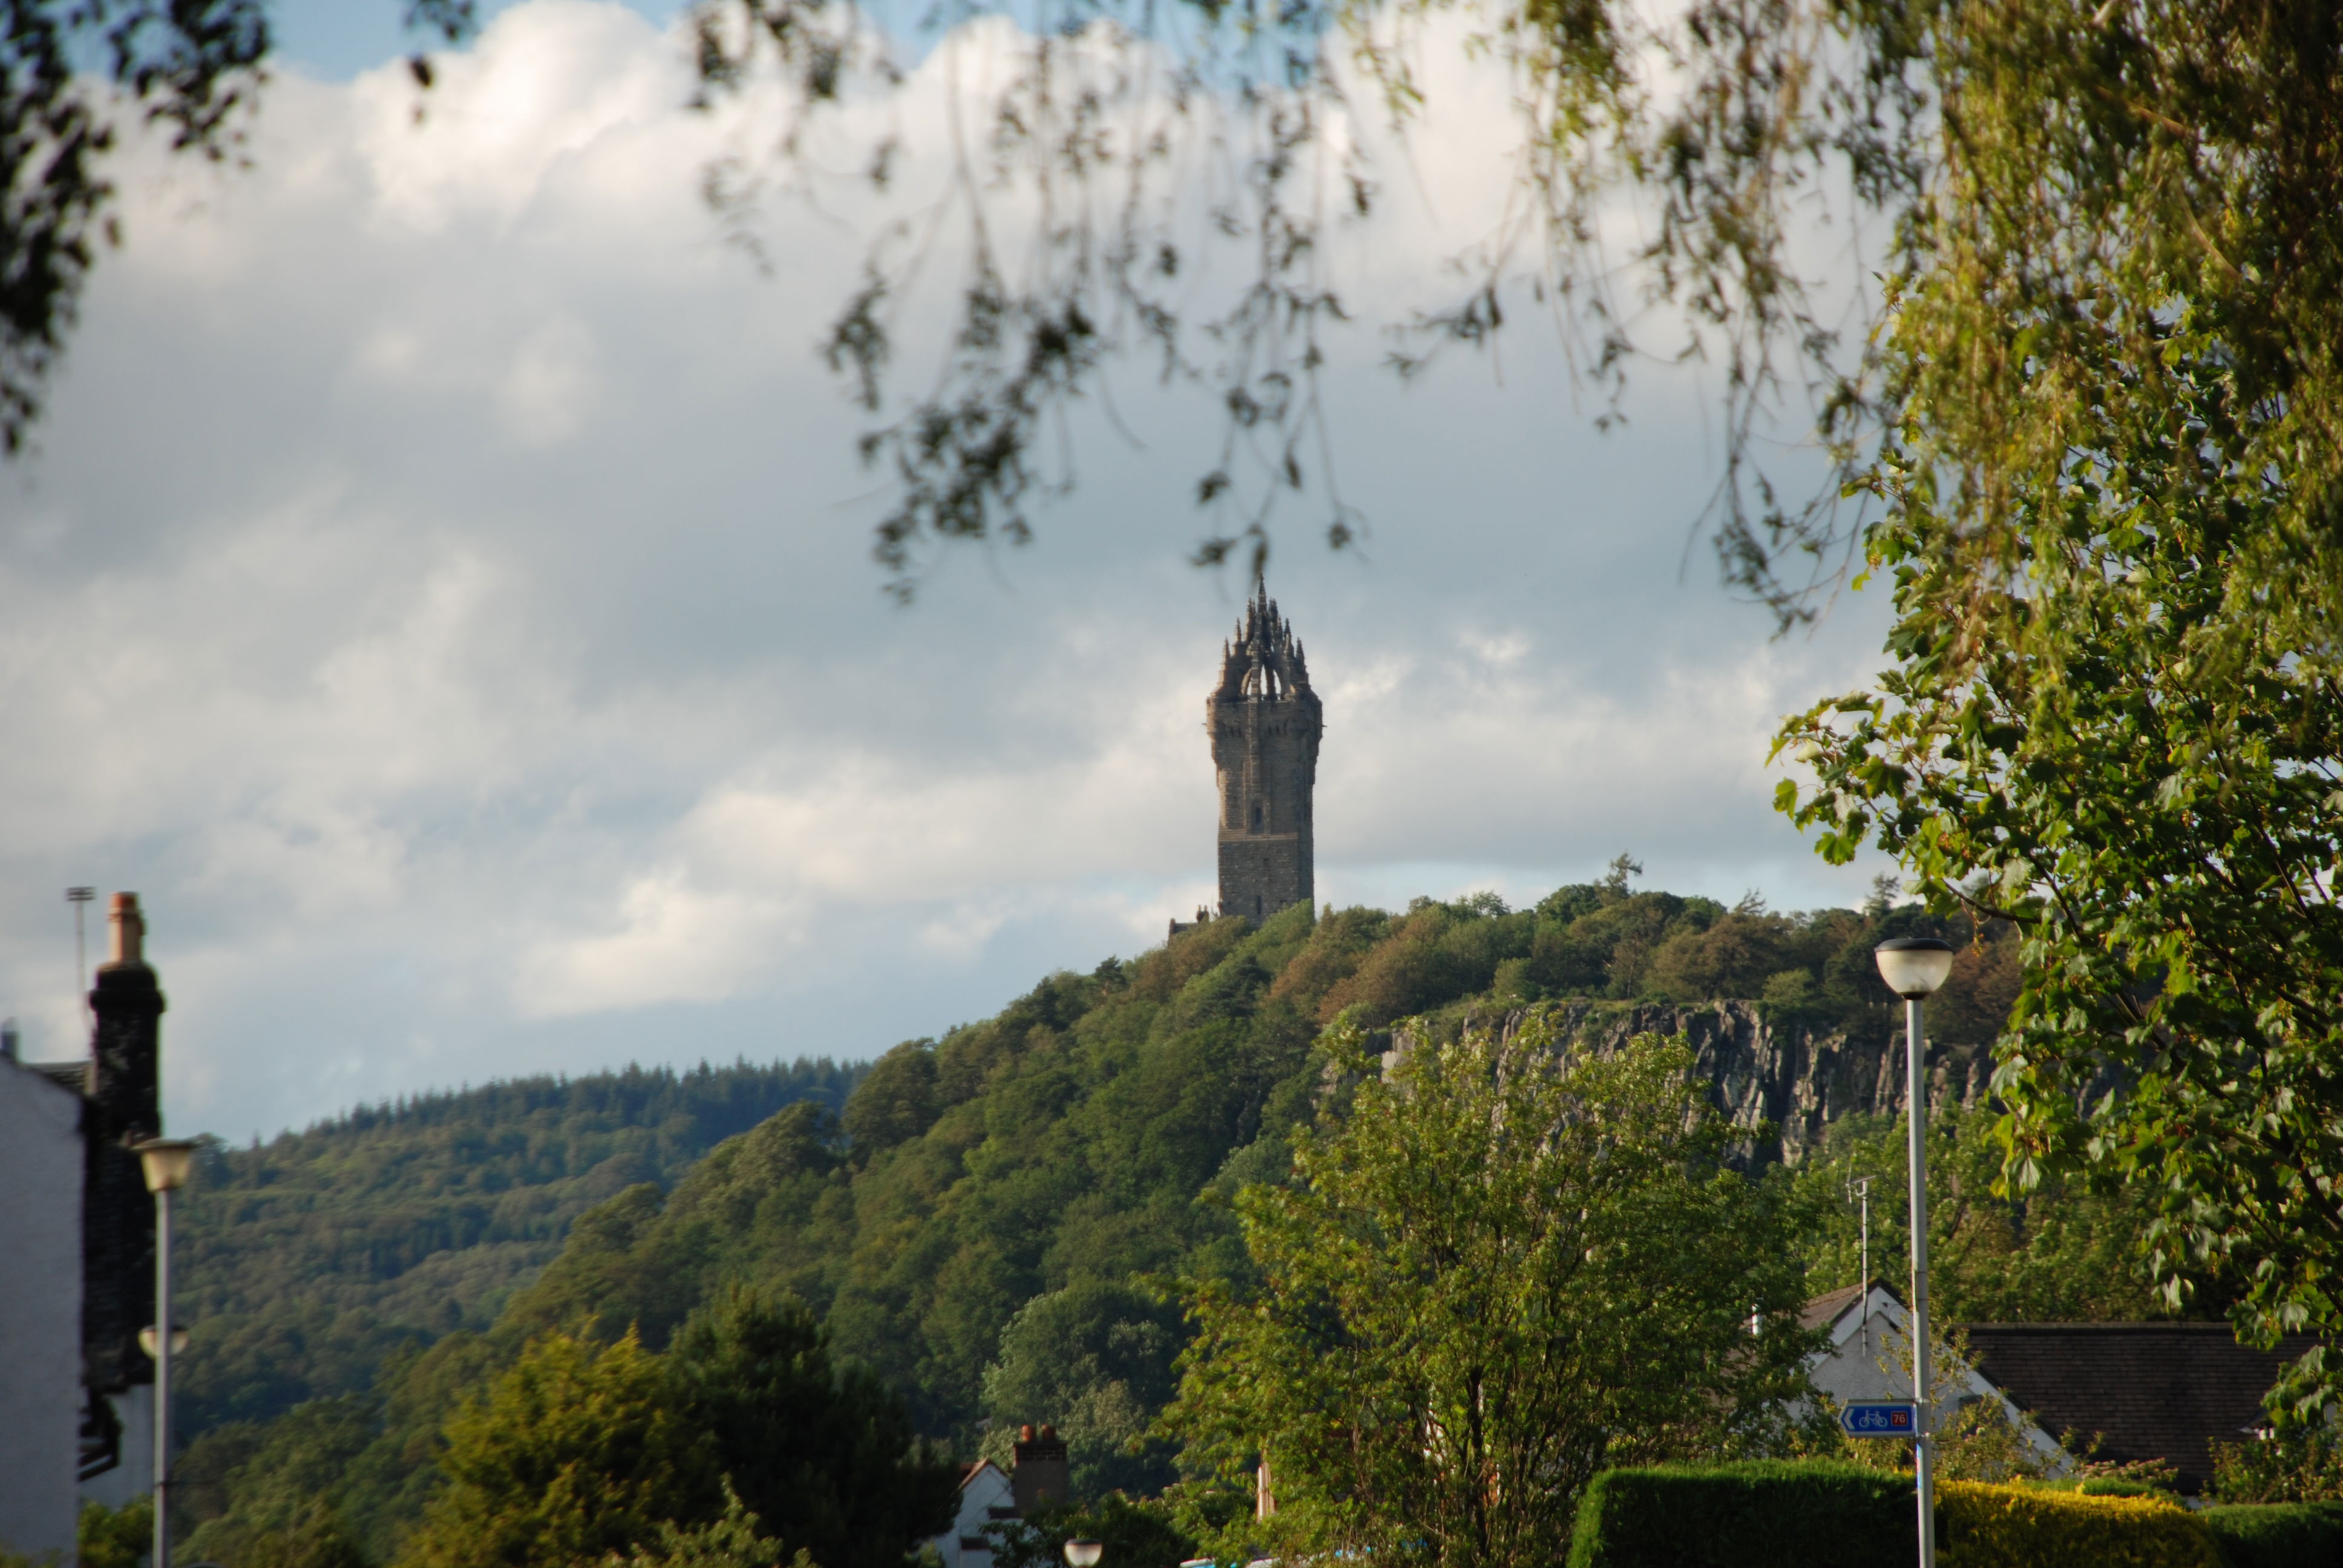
[1211, 693, 1320, 921]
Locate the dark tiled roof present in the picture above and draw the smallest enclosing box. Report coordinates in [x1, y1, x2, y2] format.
[1803, 1279, 1899, 1333]
[30, 1060, 90, 1096]
[1803, 1281, 1868, 1332]
[1958, 1323, 2323, 1492]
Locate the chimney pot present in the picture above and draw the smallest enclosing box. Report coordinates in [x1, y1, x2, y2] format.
[107, 892, 146, 966]
[1011, 1421, 1070, 1517]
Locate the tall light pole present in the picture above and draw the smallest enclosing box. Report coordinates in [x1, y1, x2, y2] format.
[1846, 1175, 1872, 1357]
[68, 886, 95, 1036]
[1874, 937, 1954, 1568]
[134, 1138, 198, 1568]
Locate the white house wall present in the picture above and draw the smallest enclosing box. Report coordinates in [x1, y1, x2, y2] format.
[931, 1461, 1017, 1568]
[82, 1386, 157, 1511]
[1807, 1286, 2068, 1475]
[0, 1058, 87, 1560]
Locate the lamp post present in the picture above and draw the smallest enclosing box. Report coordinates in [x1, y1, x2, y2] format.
[134, 1138, 198, 1568]
[1874, 937, 1954, 1568]
[1063, 1541, 1104, 1568]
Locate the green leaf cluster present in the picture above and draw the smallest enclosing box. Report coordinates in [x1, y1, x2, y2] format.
[1170, 1024, 1826, 1568]
[1793, 1107, 2175, 1325]
[1780, 355, 2343, 1411]
[402, 1329, 720, 1568]
[206, 1292, 960, 1568]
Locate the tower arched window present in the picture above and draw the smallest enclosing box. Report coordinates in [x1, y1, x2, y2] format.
[1251, 800, 1263, 832]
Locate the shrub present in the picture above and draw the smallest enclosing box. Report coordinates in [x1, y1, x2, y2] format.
[1935, 1480, 2217, 1567]
[1564, 1461, 1912, 1568]
[2197, 1501, 2343, 1568]
[1564, 1464, 2244, 1568]
[77, 1500, 151, 1568]
[2207, 1434, 2343, 1503]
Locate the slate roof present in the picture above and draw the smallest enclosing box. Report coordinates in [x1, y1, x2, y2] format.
[30, 1060, 89, 1096]
[1802, 1280, 1872, 1333]
[1956, 1323, 2322, 1493]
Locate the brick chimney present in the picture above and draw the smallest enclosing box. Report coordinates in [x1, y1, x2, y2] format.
[83, 893, 166, 1395]
[1011, 1422, 1070, 1516]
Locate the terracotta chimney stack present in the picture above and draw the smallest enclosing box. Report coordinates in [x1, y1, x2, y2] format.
[1011, 1420, 1070, 1516]
[106, 893, 145, 967]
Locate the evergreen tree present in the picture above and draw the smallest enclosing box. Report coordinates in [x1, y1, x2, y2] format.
[666, 1288, 960, 1568]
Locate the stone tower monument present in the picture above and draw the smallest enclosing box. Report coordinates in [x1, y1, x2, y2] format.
[1210, 586, 1322, 922]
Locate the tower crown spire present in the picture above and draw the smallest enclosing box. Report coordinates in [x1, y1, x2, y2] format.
[1203, 586, 1322, 925]
[1219, 582, 1312, 701]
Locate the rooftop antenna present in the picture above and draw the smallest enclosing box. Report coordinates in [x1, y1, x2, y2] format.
[1846, 1174, 1872, 1357]
[67, 886, 95, 1041]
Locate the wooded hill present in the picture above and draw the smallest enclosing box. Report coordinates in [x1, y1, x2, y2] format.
[176, 1059, 863, 1432]
[175, 877, 2177, 1557]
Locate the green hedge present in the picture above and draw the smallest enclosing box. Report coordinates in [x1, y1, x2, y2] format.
[2200, 1501, 2343, 1568]
[1565, 1460, 1915, 1568]
[1565, 1462, 2343, 1568]
[1935, 1480, 2217, 1567]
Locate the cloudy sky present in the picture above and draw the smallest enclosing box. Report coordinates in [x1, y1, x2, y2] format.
[1, 0, 1898, 1141]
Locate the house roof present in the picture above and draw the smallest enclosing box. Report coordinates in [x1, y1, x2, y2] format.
[1957, 1322, 2322, 1493]
[1802, 1280, 1879, 1333]
[28, 1061, 88, 1097]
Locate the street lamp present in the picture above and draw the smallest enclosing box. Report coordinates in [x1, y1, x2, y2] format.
[139, 1327, 189, 1359]
[1063, 1542, 1104, 1568]
[135, 1138, 198, 1568]
[1873, 937, 1953, 1568]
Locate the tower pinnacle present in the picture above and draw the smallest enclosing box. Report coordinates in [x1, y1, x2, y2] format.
[1206, 587, 1322, 923]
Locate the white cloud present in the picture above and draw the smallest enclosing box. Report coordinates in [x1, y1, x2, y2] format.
[0, 0, 1899, 1140]
[514, 869, 802, 1016]
[499, 317, 603, 445]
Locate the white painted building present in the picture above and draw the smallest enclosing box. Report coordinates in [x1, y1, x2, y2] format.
[929, 1459, 1017, 1568]
[1802, 1281, 2068, 1474]
[0, 1049, 90, 1560]
[1, 896, 174, 1540]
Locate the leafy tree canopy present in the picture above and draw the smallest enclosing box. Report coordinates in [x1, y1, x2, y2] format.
[1170, 1023, 1825, 1568]
[22, 4, 2339, 634]
[978, 1280, 1188, 1498]
[399, 1329, 722, 1568]
[666, 1286, 962, 1568]
[1780, 358, 2343, 1416]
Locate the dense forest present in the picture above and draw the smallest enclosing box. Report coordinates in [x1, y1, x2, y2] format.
[177, 1059, 865, 1432]
[168, 873, 2180, 1562]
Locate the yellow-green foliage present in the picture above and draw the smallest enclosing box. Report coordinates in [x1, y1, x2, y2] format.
[398, 1329, 721, 1568]
[1936, 1480, 2218, 1568]
[77, 1498, 151, 1568]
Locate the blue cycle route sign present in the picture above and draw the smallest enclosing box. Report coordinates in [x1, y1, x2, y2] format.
[1840, 1401, 1919, 1437]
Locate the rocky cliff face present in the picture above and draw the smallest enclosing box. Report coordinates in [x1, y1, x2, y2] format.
[1483, 1001, 1997, 1165]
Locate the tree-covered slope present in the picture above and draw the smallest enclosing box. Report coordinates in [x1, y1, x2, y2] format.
[177, 876, 2171, 1560]
[491, 881, 2015, 1448]
[177, 1058, 863, 1430]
